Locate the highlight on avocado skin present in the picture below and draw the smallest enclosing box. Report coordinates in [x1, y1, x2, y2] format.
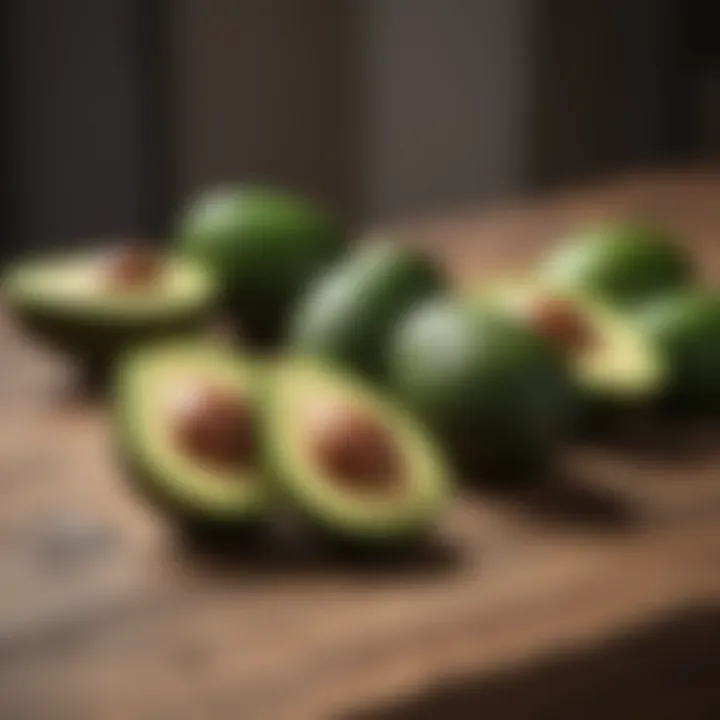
[387, 297, 578, 477]
[287, 240, 446, 380]
[177, 186, 347, 346]
[540, 222, 693, 307]
[634, 291, 720, 411]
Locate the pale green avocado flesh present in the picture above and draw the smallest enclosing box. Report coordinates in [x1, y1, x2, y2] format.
[266, 359, 452, 540]
[117, 342, 266, 521]
[5, 252, 214, 321]
[477, 282, 666, 401]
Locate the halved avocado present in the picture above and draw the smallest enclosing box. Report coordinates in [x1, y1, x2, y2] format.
[264, 358, 452, 545]
[3, 246, 216, 383]
[540, 222, 692, 307]
[287, 241, 445, 379]
[115, 341, 267, 527]
[476, 281, 666, 409]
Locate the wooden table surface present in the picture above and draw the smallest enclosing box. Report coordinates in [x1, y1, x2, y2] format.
[4, 168, 720, 719]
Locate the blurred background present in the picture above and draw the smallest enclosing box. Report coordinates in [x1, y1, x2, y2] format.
[3, 4, 720, 718]
[2, 0, 718, 256]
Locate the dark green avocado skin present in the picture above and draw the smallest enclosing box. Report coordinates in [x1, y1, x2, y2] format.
[178, 186, 346, 345]
[287, 243, 445, 379]
[636, 292, 720, 411]
[387, 299, 577, 478]
[12, 304, 209, 389]
[542, 223, 692, 306]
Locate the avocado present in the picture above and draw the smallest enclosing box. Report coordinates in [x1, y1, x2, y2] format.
[540, 222, 692, 306]
[477, 282, 666, 410]
[387, 298, 576, 476]
[3, 246, 216, 384]
[178, 186, 346, 345]
[264, 358, 452, 544]
[115, 341, 267, 527]
[287, 241, 445, 378]
[635, 291, 720, 411]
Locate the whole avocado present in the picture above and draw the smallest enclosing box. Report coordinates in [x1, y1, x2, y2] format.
[178, 186, 346, 344]
[387, 298, 577, 477]
[541, 222, 692, 306]
[635, 291, 720, 410]
[288, 241, 445, 379]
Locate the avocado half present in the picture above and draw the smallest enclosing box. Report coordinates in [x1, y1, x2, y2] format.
[387, 298, 577, 478]
[3, 250, 216, 380]
[287, 241, 445, 379]
[634, 291, 720, 412]
[264, 358, 452, 545]
[476, 281, 667, 413]
[178, 186, 346, 345]
[115, 341, 267, 527]
[540, 222, 692, 307]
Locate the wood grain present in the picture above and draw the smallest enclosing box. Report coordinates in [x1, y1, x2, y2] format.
[3, 167, 720, 719]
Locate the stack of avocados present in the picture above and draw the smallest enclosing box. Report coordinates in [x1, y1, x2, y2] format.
[4, 187, 720, 553]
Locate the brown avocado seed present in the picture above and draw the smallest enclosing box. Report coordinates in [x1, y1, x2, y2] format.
[308, 400, 402, 492]
[102, 243, 161, 288]
[525, 295, 593, 353]
[169, 383, 255, 470]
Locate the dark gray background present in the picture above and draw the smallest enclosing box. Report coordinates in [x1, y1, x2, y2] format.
[3, 0, 718, 259]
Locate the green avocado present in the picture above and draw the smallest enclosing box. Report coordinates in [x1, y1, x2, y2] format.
[115, 341, 268, 527]
[264, 358, 452, 544]
[287, 242, 445, 378]
[476, 281, 666, 410]
[387, 298, 577, 476]
[178, 186, 346, 345]
[3, 250, 216, 380]
[540, 222, 692, 306]
[635, 291, 720, 411]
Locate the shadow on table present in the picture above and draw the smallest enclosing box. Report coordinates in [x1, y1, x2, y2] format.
[465, 466, 637, 533]
[583, 412, 720, 464]
[173, 518, 468, 582]
[351, 603, 720, 719]
[172, 463, 637, 585]
[172, 447, 645, 580]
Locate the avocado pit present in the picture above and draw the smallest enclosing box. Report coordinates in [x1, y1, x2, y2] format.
[525, 295, 594, 353]
[308, 400, 403, 493]
[101, 244, 161, 289]
[169, 383, 255, 471]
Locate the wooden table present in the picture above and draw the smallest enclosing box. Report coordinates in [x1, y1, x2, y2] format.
[3, 168, 720, 719]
